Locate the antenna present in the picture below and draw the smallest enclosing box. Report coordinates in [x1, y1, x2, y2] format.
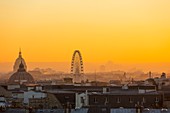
[19, 47, 22, 57]
[95, 70, 97, 86]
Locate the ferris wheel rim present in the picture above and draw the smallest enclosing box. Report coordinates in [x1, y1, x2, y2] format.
[71, 50, 84, 75]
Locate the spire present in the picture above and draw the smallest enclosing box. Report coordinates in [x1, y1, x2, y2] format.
[149, 71, 152, 78]
[19, 48, 22, 58]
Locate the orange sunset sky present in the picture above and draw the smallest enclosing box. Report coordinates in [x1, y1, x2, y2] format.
[0, 0, 170, 72]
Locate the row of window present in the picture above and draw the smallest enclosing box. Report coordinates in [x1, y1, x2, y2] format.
[93, 97, 159, 104]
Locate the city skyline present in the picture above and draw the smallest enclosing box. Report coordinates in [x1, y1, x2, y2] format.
[1, 1, 170, 112]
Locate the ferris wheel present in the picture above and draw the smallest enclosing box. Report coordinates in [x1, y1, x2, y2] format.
[71, 50, 84, 75]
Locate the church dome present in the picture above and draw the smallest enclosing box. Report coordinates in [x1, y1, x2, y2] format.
[9, 61, 34, 85]
[13, 50, 27, 72]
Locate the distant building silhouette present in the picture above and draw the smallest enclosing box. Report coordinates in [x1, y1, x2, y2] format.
[161, 72, 166, 79]
[13, 49, 27, 72]
[149, 71, 152, 78]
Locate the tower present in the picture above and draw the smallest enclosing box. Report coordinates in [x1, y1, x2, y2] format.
[149, 71, 152, 78]
[13, 49, 27, 72]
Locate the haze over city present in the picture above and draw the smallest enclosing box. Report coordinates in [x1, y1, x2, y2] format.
[1, 62, 170, 73]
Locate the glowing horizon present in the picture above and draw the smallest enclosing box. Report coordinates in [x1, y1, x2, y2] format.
[1, 0, 170, 72]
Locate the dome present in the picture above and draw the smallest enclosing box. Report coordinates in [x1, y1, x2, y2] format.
[161, 72, 166, 79]
[146, 78, 156, 85]
[13, 50, 27, 72]
[9, 62, 34, 85]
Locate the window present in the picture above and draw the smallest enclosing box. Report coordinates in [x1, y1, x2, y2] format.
[102, 108, 107, 112]
[105, 97, 109, 105]
[117, 97, 121, 103]
[142, 97, 145, 103]
[81, 97, 84, 104]
[65, 96, 69, 99]
[155, 97, 159, 102]
[94, 97, 97, 103]
[129, 97, 133, 103]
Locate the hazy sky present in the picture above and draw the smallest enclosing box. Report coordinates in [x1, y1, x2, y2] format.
[1, 0, 170, 72]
